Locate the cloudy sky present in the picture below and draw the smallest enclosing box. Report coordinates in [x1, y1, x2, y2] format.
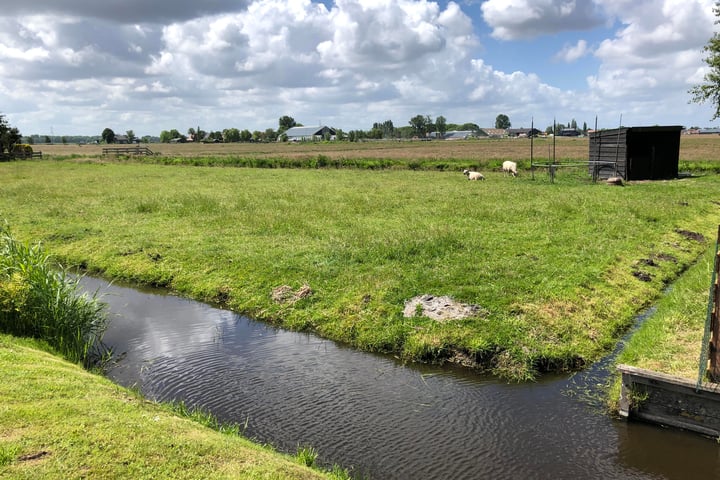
[0, 0, 717, 137]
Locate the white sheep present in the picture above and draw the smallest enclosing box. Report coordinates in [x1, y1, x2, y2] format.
[463, 169, 485, 181]
[502, 160, 518, 177]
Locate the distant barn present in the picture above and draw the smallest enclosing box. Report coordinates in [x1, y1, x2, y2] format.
[589, 126, 683, 181]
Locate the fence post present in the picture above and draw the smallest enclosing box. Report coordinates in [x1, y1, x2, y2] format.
[710, 226, 720, 381]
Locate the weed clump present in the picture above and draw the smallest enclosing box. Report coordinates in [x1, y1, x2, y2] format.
[0, 226, 107, 366]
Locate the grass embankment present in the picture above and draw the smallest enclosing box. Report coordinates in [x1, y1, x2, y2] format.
[0, 334, 335, 479]
[1, 160, 718, 380]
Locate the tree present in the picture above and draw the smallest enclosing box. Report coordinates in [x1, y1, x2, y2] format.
[278, 115, 296, 133]
[126, 130, 136, 144]
[459, 122, 480, 132]
[0, 114, 21, 153]
[689, 2, 720, 119]
[409, 114, 430, 137]
[223, 128, 241, 143]
[495, 114, 511, 129]
[435, 115, 447, 138]
[101, 128, 115, 144]
[240, 129, 252, 142]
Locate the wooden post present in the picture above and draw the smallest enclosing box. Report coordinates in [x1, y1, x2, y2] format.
[710, 226, 720, 381]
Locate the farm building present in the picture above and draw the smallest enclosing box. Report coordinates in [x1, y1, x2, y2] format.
[282, 126, 336, 142]
[589, 126, 682, 181]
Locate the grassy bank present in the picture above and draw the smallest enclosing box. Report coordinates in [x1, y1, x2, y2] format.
[615, 239, 718, 380]
[0, 333, 339, 479]
[2, 160, 718, 379]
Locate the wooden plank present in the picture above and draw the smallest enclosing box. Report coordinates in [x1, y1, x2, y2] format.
[618, 364, 720, 437]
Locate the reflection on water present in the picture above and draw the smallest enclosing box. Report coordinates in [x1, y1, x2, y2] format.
[83, 276, 720, 480]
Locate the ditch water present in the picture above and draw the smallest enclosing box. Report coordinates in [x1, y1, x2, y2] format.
[82, 276, 720, 479]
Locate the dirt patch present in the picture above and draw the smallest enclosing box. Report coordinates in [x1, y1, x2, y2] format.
[632, 270, 653, 282]
[675, 229, 706, 243]
[403, 294, 484, 322]
[271, 284, 312, 304]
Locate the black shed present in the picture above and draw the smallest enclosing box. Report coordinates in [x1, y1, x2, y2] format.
[588, 126, 682, 181]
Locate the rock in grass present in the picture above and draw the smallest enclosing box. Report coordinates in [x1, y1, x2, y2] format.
[403, 294, 484, 322]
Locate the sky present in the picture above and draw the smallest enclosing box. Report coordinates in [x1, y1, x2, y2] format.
[0, 0, 718, 137]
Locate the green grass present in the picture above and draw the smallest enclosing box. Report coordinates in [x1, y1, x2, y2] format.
[612, 240, 719, 387]
[0, 333, 337, 479]
[1, 160, 719, 379]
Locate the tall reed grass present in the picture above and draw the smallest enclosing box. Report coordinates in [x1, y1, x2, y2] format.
[0, 226, 107, 365]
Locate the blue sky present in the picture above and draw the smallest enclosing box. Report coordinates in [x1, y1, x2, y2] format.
[0, 0, 717, 136]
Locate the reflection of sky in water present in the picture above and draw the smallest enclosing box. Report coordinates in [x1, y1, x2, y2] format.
[80, 276, 720, 480]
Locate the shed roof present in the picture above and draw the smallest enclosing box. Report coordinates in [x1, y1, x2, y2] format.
[284, 126, 335, 137]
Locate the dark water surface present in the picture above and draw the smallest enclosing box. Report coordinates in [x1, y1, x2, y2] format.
[83, 277, 720, 479]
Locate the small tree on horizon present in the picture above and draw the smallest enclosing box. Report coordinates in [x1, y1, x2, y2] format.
[101, 128, 115, 144]
[495, 114, 511, 129]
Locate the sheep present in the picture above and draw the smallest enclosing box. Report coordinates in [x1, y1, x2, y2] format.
[462, 169, 485, 181]
[502, 160, 518, 177]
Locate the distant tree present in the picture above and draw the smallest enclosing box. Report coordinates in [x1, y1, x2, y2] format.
[459, 122, 480, 132]
[101, 128, 115, 144]
[495, 114, 511, 129]
[545, 125, 554, 135]
[126, 130, 136, 144]
[278, 115, 296, 133]
[689, 2, 720, 119]
[570, 119, 577, 130]
[582, 122, 588, 135]
[264, 128, 277, 142]
[435, 115, 447, 138]
[141, 135, 152, 143]
[240, 129, 252, 142]
[0, 114, 21, 153]
[409, 114, 430, 137]
[159, 130, 172, 143]
[223, 128, 241, 143]
[26, 136, 34, 145]
[61, 136, 67, 144]
[44, 135, 51, 144]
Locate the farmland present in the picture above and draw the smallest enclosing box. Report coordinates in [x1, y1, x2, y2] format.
[1, 136, 719, 380]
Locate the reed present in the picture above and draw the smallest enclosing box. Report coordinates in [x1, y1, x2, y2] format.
[0, 226, 107, 365]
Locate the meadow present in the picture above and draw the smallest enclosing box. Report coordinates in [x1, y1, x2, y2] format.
[2, 138, 719, 379]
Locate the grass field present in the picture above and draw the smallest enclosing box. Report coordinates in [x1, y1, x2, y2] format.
[1, 150, 718, 379]
[32, 134, 720, 168]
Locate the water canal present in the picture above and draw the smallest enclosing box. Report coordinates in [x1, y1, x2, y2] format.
[83, 277, 720, 479]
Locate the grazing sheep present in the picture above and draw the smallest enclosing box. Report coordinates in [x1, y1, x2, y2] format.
[463, 169, 485, 181]
[502, 160, 518, 177]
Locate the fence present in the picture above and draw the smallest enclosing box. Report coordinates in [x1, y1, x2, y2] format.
[0, 151, 42, 161]
[102, 146, 154, 156]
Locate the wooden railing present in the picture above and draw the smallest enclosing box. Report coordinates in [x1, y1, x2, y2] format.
[102, 146, 154, 156]
[0, 151, 42, 161]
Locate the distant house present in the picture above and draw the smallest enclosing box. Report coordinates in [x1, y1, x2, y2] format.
[432, 130, 477, 140]
[114, 135, 129, 144]
[479, 128, 507, 137]
[698, 128, 720, 135]
[558, 128, 580, 137]
[283, 126, 336, 142]
[507, 128, 541, 138]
